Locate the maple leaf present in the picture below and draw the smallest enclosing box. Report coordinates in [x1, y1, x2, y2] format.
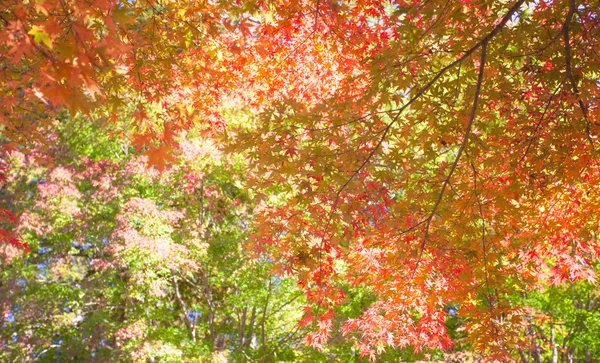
[28, 25, 52, 48]
[144, 145, 176, 171]
[131, 133, 153, 152]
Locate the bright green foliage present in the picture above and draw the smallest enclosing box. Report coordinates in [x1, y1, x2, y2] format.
[0, 118, 308, 362]
[514, 280, 600, 362]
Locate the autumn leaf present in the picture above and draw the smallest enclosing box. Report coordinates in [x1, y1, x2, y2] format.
[144, 145, 176, 171]
[28, 25, 52, 48]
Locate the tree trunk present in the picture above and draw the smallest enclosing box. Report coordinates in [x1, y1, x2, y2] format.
[584, 349, 593, 363]
[518, 348, 530, 363]
[551, 324, 558, 363]
[532, 346, 542, 363]
[567, 350, 574, 363]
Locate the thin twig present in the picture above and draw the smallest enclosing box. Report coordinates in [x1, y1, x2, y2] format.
[322, 0, 526, 240]
[471, 161, 494, 311]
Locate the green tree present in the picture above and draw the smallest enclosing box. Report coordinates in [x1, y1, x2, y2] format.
[0, 117, 308, 362]
[515, 279, 600, 363]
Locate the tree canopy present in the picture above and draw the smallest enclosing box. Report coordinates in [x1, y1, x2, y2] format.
[2, 0, 600, 361]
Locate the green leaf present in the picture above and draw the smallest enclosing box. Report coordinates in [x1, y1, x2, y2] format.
[28, 25, 52, 48]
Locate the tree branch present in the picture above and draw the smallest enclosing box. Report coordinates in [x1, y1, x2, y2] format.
[172, 275, 196, 342]
[563, 0, 598, 164]
[322, 0, 526, 241]
[414, 40, 488, 274]
[471, 161, 494, 311]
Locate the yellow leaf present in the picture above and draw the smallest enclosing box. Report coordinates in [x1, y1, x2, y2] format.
[28, 25, 52, 49]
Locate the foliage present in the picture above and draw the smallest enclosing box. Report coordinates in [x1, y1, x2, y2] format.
[230, 0, 600, 358]
[0, 119, 308, 362]
[513, 279, 600, 362]
[1, 0, 600, 361]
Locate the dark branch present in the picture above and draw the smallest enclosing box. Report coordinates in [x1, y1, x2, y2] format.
[563, 0, 597, 159]
[414, 40, 488, 275]
[322, 0, 526, 240]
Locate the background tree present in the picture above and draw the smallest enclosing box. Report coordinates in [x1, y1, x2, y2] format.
[513, 278, 600, 363]
[0, 118, 309, 362]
